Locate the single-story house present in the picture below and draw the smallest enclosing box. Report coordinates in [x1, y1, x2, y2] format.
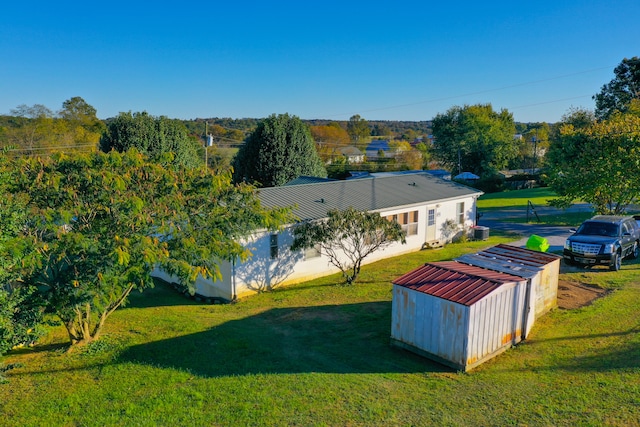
[154, 172, 483, 301]
[338, 146, 365, 164]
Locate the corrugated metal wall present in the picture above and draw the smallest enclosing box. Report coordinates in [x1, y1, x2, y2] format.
[466, 281, 525, 368]
[392, 285, 469, 367]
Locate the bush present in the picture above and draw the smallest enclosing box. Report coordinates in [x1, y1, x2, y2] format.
[0, 287, 45, 355]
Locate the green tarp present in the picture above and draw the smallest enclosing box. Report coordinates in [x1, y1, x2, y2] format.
[526, 234, 549, 252]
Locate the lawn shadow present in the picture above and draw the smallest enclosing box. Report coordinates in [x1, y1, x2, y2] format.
[117, 301, 447, 377]
[125, 279, 202, 309]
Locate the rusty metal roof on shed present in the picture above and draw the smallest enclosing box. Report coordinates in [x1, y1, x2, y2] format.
[393, 261, 526, 306]
[258, 172, 482, 221]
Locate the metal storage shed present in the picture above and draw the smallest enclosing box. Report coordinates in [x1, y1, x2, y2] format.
[455, 244, 560, 338]
[391, 261, 529, 372]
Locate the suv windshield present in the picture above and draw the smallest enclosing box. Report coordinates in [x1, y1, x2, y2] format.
[576, 222, 619, 237]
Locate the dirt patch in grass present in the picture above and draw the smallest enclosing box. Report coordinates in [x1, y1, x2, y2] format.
[557, 280, 609, 309]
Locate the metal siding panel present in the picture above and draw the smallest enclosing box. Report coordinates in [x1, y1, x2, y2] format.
[486, 292, 498, 357]
[437, 301, 463, 364]
[402, 289, 417, 345]
[503, 286, 516, 346]
[477, 298, 489, 361]
[390, 286, 402, 340]
[414, 291, 426, 349]
[424, 296, 436, 351]
[431, 298, 443, 356]
[467, 303, 478, 362]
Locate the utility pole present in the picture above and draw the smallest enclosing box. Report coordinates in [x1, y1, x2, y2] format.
[204, 121, 208, 170]
[531, 130, 538, 174]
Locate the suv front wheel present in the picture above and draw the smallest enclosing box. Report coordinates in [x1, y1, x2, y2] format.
[610, 252, 622, 271]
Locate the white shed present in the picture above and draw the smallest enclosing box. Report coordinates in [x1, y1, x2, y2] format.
[391, 261, 529, 372]
[455, 244, 560, 338]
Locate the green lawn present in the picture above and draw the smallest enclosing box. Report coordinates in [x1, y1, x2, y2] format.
[2, 232, 639, 426]
[477, 187, 559, 210]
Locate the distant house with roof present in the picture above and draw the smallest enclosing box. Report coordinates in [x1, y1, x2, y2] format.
[154, 172, 483, 301]
[338, 146, 365, 164]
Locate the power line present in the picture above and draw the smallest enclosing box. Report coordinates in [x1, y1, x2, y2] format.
[316, 65, 615, 118]
[5, 144, 98, 152]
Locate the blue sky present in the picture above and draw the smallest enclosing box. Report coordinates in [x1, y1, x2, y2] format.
[1, 1, 638, 123]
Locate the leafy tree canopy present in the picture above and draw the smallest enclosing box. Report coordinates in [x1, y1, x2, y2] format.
[2, 98, 103, 154]
[546, 100, 640, 214]
[431, 103, 518, 177]
[0, 180, 45, 355]
[347, 115, 370, 142]
[594, 57, 640, 120]
[100, 111, 203, 169]
[233, 113, 326, 187]
[0, 149, 291, 347]
[291, 207, 406, 285]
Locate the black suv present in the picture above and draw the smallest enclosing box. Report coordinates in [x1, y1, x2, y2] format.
[563, 215, 640, 271]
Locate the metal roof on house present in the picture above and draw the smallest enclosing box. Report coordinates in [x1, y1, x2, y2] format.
[393, 261, 526, 306]
[257, 172, 483, 221]
[338, 146, 363, 156]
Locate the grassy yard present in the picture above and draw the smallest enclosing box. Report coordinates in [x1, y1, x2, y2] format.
[477, 187, 559, 210]
[1, 232, 639, 426]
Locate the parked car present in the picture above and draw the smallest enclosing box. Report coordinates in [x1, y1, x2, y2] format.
[563, 215, 640, 271]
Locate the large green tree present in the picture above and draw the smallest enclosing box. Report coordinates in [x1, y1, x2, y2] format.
[5, 104, 55, 152]
[594, 57, 640, 120]
[310, 122, 351, 164]
[347, 114, 370, 143]
[431, 103, 518, 177]
[100, 112, 203, 169]
[291, 208, 405, 285]
[546, 101, 640, 214]
[233, 113, 326, 187]
[0, 150, 290, 346]
[3, 98, 104, 154]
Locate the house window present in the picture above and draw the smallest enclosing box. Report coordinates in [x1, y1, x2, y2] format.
[304, 244, 321, 260]
[270, 234, 279, 259]
[387, 210, 419, 236]
[457, 202, 465, 225]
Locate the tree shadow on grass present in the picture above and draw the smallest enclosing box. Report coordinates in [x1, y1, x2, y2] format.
[117, 301, 447, 377]
[125, 279, 201, 309]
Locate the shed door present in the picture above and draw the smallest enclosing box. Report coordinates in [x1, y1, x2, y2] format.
[426, 207, 437, 242]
